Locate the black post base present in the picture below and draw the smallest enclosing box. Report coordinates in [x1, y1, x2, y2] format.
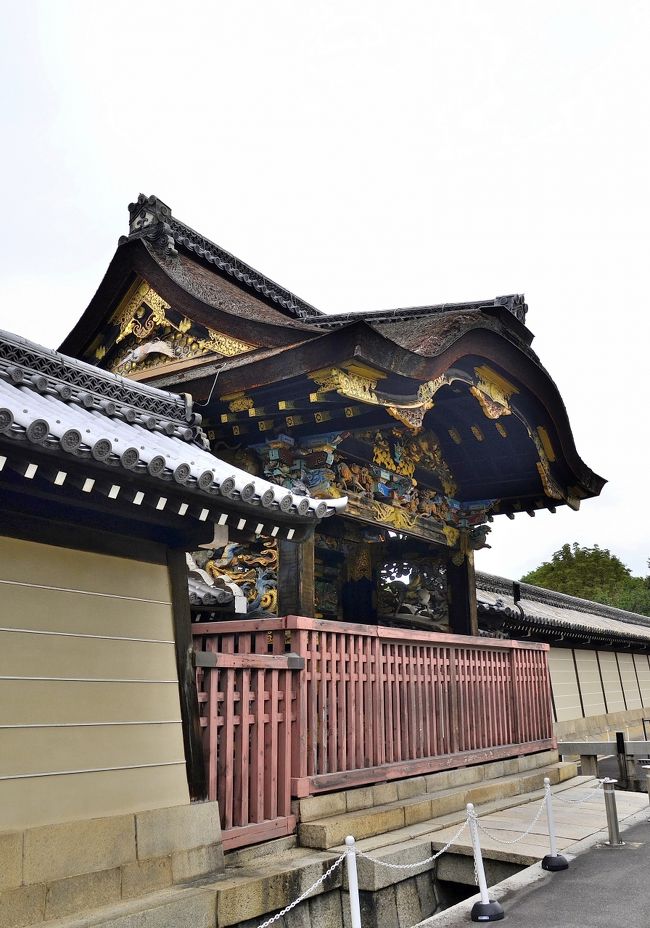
[471, 900, 505, 922]
[542, 853, 569, 872]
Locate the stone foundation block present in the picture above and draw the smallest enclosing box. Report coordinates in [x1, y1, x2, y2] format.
[353, 840, 436, 892]
[359, 885, 399, 928]
[300, 806, 405, 849]
[517, 750, 558, 772]
[23, 815, 136, 884]
[121, 857, 173, 899]
[425, 765, 481, 794]
[283, 903, 310, 928]
[372, 782, 398, 806]
[558, 762, 579, 782]
[44, 868, 121, 920]
[346, 787, 373, 813]
[0, 884, 45, 928]
[482, 761, 505, 780]
[428, 791, 466, 818]
[111, 888, 217, 928]
[395, 877, 422, 928]
[0, 831, 23, 891]
[135, 801, 221, 860]
[403, 799, 433, 826]
[172, 844, 224, 883]
[298, 793, 347, 824]
[465, 779, 518, 806]
[308, 889, 343, 928]
[216, 872, 292, 927]
[415, 872, 436, 919]
[396, 777, 426, 800]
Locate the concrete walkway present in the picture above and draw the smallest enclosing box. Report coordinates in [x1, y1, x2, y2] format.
[418, 783, 650, 926]
[430, 776, 648, 865]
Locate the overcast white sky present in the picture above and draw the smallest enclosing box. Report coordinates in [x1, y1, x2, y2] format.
[0, 1, 648, 579]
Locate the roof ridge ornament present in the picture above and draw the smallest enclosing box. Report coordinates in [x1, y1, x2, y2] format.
[121, 194, 178, 257]
[120, 193, 320, 320]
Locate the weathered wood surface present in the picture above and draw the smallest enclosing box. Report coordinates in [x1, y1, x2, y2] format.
[193, 617, 554, 846]
[194, 624, 300, 850]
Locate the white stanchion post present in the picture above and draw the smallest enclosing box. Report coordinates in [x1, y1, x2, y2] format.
[541, 777, 569, 871]
[345, 836, 362, 928]
[466, 803, 504, 922]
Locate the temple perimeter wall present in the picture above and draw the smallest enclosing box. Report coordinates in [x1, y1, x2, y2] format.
[0, 534, 224, 926]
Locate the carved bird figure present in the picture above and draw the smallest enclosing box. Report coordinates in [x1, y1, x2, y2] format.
[117, 340, 176, 368]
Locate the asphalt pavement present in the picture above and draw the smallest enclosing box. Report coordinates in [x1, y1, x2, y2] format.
[498, 814, 650, 927]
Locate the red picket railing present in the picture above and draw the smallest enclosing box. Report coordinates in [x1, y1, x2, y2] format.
[194, 625, 302, 850]
[193, 617, 554, 847]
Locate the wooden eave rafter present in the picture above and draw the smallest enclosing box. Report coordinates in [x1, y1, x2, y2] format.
[189, 321, 603, 502]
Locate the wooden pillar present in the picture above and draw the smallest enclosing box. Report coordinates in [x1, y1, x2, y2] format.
[446, 550, 479, 637]
[278, 535, 315, 617]
[167, 548, 207, 801]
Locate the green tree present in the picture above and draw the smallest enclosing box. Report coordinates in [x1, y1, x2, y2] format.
[521, 544, 650, 616]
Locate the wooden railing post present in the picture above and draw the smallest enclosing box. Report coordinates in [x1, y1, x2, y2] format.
[509, 648, 522, 745]
[289, 624, 310, 797]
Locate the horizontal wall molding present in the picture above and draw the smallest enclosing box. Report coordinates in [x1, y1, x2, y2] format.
[0, 760, 187, 782]
[0, 720, 182, 729]
[0, 675, 179, 683]
[0, 577, 171, 606]
[0, 626, 174, 644]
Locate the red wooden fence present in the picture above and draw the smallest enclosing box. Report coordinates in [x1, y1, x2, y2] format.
[193, 617, 554, 847]
[193, 627, 302, 850]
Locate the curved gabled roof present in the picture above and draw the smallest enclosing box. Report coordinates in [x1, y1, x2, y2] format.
[57, 194, 605, 521]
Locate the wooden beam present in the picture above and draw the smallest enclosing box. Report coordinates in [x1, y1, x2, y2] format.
[167, 548, 207, 801]
[277, 536, 316, 617]
[446, 550, 479, 636]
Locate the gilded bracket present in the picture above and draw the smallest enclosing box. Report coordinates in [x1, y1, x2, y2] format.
[107, 279, 255, 368]
[470, 365, 519, 420]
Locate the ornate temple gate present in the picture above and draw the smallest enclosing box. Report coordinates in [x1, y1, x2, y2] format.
[193, 618, 554, 849]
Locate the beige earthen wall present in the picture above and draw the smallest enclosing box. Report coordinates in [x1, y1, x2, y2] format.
[0, 535, 190, 831]
[549, 645, 650, 733]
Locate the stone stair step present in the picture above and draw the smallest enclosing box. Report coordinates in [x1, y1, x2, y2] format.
[22, 846, 344, 928]
[297, 750, 560, 823]
[298, 761, 577, 849]
[339, 769, 587, 854]
[328, 771, 588, 891]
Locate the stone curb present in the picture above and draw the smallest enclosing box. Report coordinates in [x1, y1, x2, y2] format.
[412, 801, 650, 927]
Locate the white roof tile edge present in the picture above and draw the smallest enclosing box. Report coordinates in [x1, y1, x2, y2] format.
[0, 374, 348, 521]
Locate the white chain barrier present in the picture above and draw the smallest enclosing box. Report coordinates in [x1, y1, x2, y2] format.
[553, 779, 604, 804]
[253, 852, 346, 928]
[472, 793, 547, 846]
[355, 818, 469, 870]
[254, 779, 610, 928]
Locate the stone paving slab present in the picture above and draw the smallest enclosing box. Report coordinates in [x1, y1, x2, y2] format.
[429, 778, 648, 863]
[331, 773, 589, 856]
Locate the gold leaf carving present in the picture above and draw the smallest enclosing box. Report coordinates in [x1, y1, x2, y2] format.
[309, 369, 452, 433]
[372, 501, 416, 531]
[199, 331, 255, 357]
[386, 405, 427, 431]
[310, 367, 380, 403]
[471, 365, 518, 420]
[114, 282, 168, 343]
[107, 278, 255, 372]
[228, 394, 255, 413]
